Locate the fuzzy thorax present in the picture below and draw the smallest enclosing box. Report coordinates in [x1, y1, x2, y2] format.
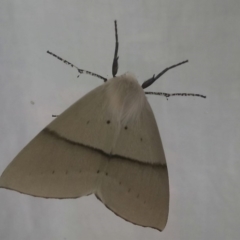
[105, 72, 147, 124]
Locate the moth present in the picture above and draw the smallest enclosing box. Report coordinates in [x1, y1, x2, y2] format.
[0, 20, 205, 231]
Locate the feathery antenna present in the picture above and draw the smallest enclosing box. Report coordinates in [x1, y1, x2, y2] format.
[142, 60, 206, 99]
[47, 51, 107, 82]
[145, 91, 206, 100]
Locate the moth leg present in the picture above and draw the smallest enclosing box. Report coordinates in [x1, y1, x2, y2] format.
[142, 60, 188, 89]
[112, 20, 119, 77]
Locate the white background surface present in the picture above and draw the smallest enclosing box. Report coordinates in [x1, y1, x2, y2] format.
[0, 0, 240, 239]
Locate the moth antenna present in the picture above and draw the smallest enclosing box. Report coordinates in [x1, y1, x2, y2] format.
[47, 51, 107, 82]
[142, 60, 188, 89]
[112, 20, 119, 77]
[145, 91, 206, 99]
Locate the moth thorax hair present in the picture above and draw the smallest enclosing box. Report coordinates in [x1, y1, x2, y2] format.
[106, 72, 147, 125]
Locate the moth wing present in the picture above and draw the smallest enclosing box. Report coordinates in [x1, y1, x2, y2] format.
[0, 82, 169, 230]
[46, 84, 119, 154]
[97, 157, 169, 231]
[48, 83, 166, 165]
[0, 128, 107, 198]
[0, 84, 113, 197]
[114, 100, 166, 164]
[96, 101, 169, 231]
